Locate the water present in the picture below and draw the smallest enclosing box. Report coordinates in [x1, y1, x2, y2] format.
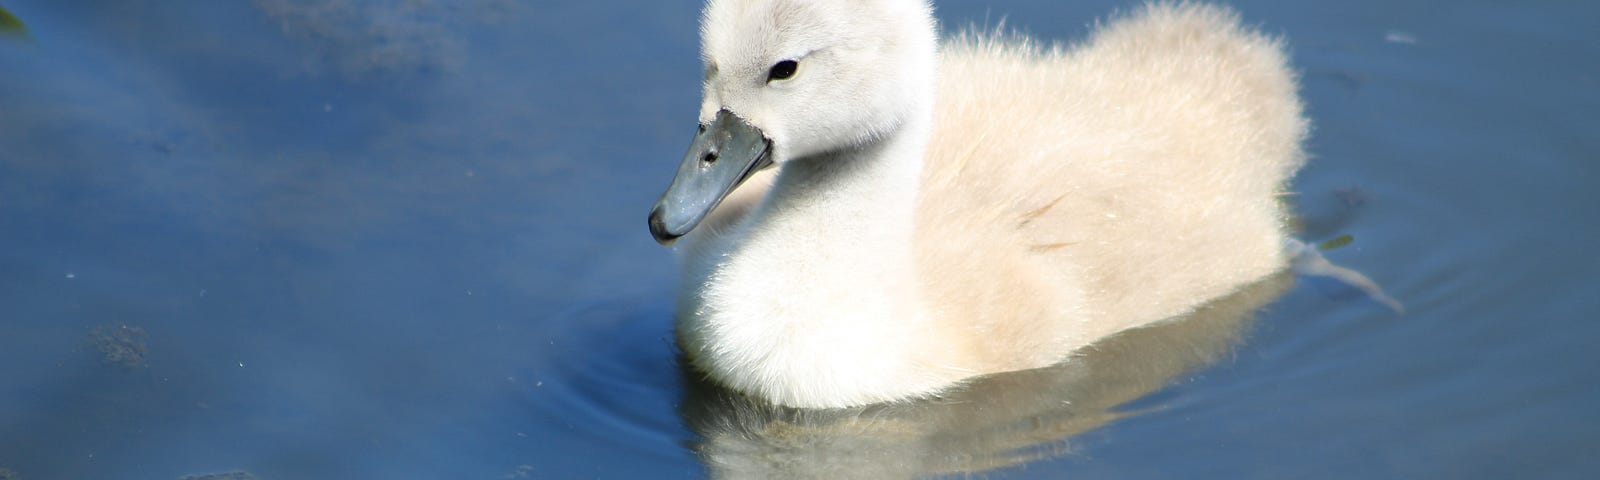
[1, 0, 1596, 478]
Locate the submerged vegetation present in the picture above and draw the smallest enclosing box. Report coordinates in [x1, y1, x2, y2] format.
[89, 324, 149, 370]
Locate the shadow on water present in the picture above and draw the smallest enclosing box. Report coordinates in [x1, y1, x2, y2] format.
[677, 270, 1293, 478]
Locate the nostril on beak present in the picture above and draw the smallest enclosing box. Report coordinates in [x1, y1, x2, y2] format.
[702, 151, 718, 164]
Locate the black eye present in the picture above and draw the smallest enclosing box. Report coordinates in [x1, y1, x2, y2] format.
[767, 60, 798, 81]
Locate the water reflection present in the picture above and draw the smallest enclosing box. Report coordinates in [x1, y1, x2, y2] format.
[679, 271, 1293, 478]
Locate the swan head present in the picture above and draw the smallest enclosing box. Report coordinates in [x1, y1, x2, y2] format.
[649, 0, 938, 244]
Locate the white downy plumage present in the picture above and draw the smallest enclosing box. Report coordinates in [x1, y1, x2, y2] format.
[656, 1, 1307, 409]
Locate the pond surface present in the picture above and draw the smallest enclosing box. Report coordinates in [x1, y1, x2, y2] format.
[1, 0, 1596, 478]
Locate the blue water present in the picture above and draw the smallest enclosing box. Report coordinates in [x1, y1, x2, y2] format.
[1, 1, 1596, 478]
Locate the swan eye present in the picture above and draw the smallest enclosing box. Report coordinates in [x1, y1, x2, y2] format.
[767, 60, 798, 82]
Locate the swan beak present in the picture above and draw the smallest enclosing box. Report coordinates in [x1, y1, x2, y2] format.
[649, 109, 773, 245]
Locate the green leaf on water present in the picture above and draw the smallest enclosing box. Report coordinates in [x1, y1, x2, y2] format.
[1, 5, 27, 37]
[1317, 234, 1354, 251]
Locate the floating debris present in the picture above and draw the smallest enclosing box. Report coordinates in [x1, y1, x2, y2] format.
[180, 471, 259, 480]
[1317, 234, 1354, 251]
[0, 6, 26, 37]
[1384, 30, 1419, 45]
[89, 324, 149, 370]
[502, 465, 535, 479]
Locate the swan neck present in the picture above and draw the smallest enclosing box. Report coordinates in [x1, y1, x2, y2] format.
[779, 112, 932, 214]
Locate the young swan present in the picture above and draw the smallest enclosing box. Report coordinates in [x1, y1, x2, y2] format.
[648, 0, 1307, 409]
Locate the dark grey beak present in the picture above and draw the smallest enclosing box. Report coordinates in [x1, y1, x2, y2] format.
[649, 109, 773, 245]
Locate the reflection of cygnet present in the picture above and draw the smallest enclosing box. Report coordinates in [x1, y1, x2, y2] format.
[679, 272, 1295, 479]
[649, 1, 1307, 409]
